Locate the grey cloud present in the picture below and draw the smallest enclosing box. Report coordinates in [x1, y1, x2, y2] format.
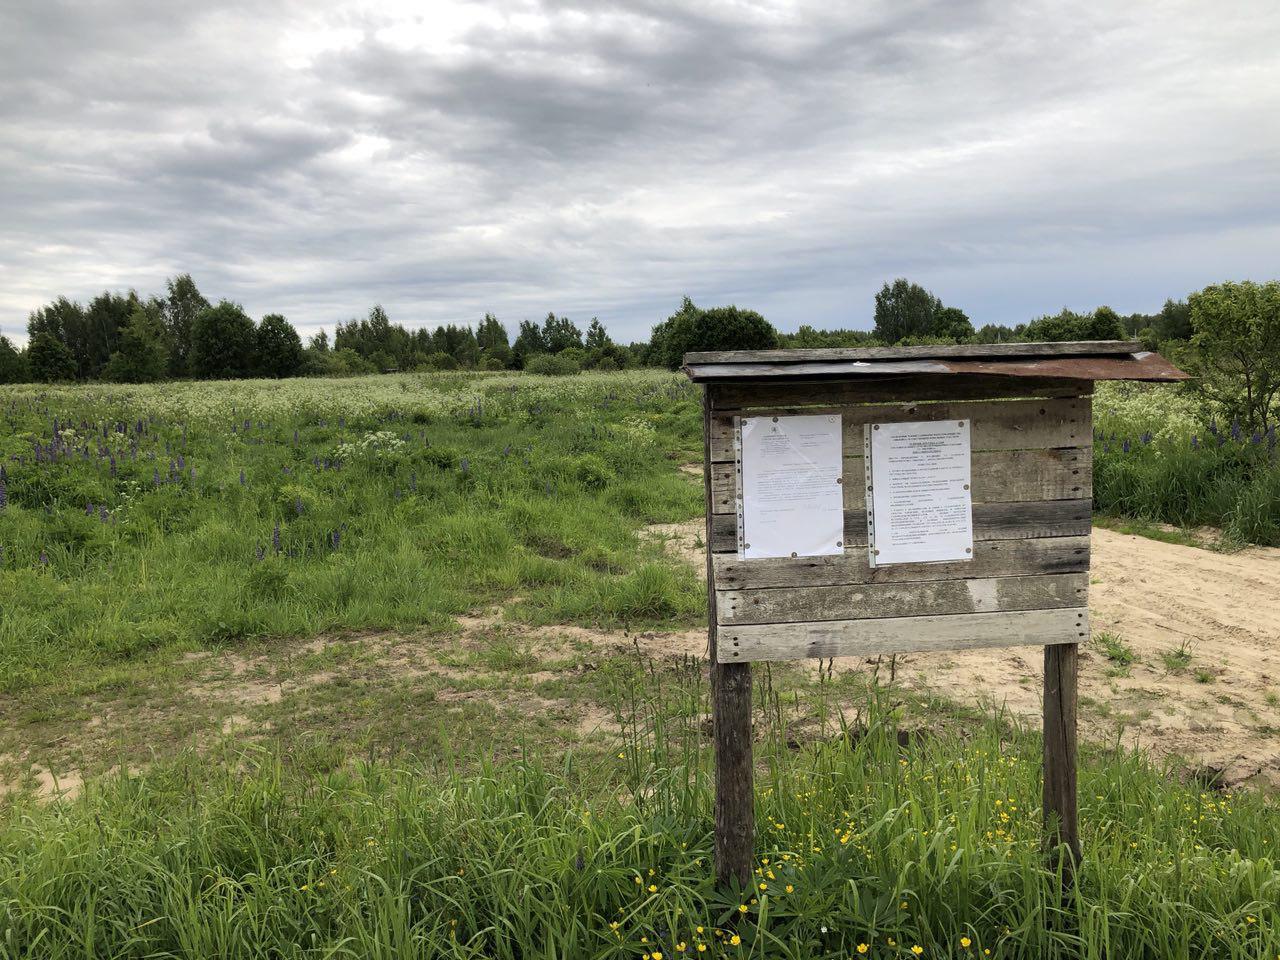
[1, 0, 1279, 345]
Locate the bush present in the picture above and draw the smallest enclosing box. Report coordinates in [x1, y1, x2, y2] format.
[525, 353, 581, 376]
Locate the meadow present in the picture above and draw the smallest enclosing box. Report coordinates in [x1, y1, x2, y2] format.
[1, 370, 1279, 959]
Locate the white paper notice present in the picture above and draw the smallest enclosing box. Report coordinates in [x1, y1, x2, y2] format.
[868, 419, 973, 566]
[738, 415, 844, 560]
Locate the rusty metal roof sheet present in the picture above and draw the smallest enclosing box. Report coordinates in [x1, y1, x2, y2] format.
[683, 341, 1188, 383]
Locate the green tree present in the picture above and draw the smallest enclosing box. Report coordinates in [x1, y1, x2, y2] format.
[542, 313, 583, 353]
[190, 301, 257, 379]
[511, 320, 547, 368]
[0, 335, 28, 383]
[873, 279, 940, 343]
[648, 296, 702, 369]
[309, 329, 330, 352]
[1084, 306, 1126, 340]
[691, 305, 777, 355]
[476, 313, 509, 352]
[27, 332, 76, 382]
[163, 274, 209, 377]
[256, 313, 304, 378]
[1153, 298, 1193, 344]
[932, 306, 975, 341]
[1189, 280, 1280, 433]
[102, 306, 169, 382]
[584, 318, 611, 351]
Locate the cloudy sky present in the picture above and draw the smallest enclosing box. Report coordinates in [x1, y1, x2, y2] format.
[2, 0, 1278, 345]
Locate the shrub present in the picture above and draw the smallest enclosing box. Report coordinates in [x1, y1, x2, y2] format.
[525, 353, 581, 376]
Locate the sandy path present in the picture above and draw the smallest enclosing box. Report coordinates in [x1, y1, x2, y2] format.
[650, 520, 1280, 787]
[896, 527, 1280, 787]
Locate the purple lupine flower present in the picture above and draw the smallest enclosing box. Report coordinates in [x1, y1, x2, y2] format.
[255, 545, 265, 562]
[1268, 427, 1277, 453]
[1191, 435, 1198, 449]
[330, 530, 341, 549]
[1208, 420, 1219, 436]
[502, 444, 511, 457]
[231, 423, 237, 434]
[239, 469, 246, 485]
[460, 458, 469, 474]
[0, 479, 6, 510]
[393, 488, 402, 500]
[272, 522, 281, 554]
[99, 506, 109, 523]
[39, 550, 48, 566]
[294, 496, 304, 516]
[153, 468, 161, 487]
[1231, 418, 1242, 441]
[409, 472, 417, 492]
[109, 454, 117, 477]
[1122, 439, 1130, 454]
[1140, 431, 1152, 445]
[190, 467, 196, 481]
[1252, 432, 1262, 445]
[293, 430, 299, 445]
[85, 502, 95, 516]
[177, 454, 185, 471]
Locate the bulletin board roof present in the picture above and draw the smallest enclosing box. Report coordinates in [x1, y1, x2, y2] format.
[683, 341, 1187, 384]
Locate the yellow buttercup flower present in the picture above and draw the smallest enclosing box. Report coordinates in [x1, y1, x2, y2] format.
[912, 947, 924, 956]
[729, 934, 741, 946]
[857, 945, 869, 955]
[960, 937, 972, 948]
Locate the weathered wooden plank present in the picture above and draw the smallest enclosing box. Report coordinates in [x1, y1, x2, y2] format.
[710, 499, 1092, 553]
[711, 447, 1091, 513]
[713, 536, 1090, 588]
[702, 384, 755, 890]
[718, 573, 1087, 626]
[712, 375, 1092, 408]
[686, 342, 1140, 364]
[709, 397, 1091, 462]
[718, 607, 1089, 662]
[1044, 643, 1081, 879]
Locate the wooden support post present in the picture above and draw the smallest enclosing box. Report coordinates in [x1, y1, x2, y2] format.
[703, 386, 754, 890]
[1043, 642, 1081, 878]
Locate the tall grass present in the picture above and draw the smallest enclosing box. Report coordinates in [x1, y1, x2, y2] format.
[0, 373, 705, 689]
[1092, 382, 1280, 544]
[1, 660, 1277, 959]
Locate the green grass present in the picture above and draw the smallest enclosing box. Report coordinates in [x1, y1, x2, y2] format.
[1092, 382, 1280, 545]
[0, 372, 705, 690]
[1, 664, 1278, 960]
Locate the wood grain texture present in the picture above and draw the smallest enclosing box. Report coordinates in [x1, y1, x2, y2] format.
[686, 341, 1140, 364]
[713, 536, 1090, 589]
[1044, 643, 1081, 878]
[710, 499, 1093, 553]
[711, 447, 1091, 513]
[718, 607, 1089, 662]
[709, 397, 1090, 462]
[702, 384, 755, 891]
[712, 375, 1092, 409]
[717, 573, 1088, 626]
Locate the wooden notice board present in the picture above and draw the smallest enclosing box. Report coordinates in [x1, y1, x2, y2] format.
[684, 341, 1188, 889]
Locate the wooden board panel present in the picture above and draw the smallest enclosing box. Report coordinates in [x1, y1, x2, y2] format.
[713, 535, 1090, 589]
[711, 375, 1091, 409]
[709, 397, 1090, 462]
[687, 342, 1139, 364]
[718, 608, 1089, 662]
[717, 572, 1087, 626]
[710, 499, 1092, 553]
[710, 447, 1091, 514]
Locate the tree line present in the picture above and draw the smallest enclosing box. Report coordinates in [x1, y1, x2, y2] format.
[0, 275, 647, 384]
[3, 275, 1275, 434]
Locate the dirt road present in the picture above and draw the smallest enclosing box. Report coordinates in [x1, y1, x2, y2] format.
[652, 521, 1280, 788]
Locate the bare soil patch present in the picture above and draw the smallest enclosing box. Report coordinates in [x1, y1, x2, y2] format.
[650, 518, 1280, 788]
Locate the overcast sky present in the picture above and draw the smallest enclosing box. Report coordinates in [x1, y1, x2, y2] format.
[2, 0, 1278, 345]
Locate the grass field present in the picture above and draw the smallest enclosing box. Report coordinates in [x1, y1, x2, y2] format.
[2, 371, 1280, 958]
